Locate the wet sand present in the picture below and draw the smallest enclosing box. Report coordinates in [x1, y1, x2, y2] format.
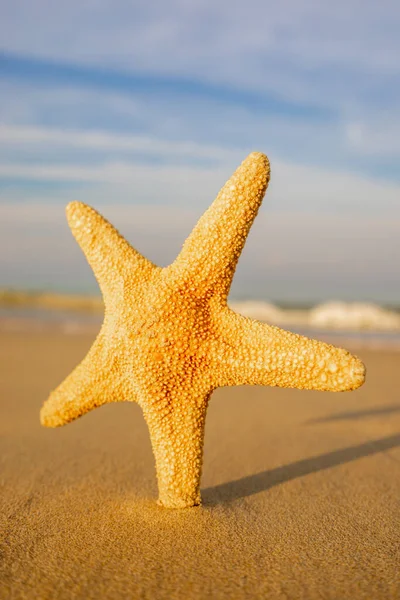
[1, 330, 399, 599]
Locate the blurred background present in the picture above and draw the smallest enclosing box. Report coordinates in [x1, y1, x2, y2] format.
[0, 0, 399, 339]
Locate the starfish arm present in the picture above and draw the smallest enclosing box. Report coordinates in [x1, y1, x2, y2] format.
[40, 327, 136, 427]
[66, 202, 159, 303]
[142, 390, 210, 508]
[210, 309, 366, 392]
[171, 152, 270, 296]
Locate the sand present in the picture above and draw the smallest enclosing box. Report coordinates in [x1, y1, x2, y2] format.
[1, 330, 399, 599]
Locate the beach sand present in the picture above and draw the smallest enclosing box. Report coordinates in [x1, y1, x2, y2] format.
[1, 330, 399, 599]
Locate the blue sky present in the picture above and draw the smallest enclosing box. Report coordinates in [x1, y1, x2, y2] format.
[0, 0, 399, 303]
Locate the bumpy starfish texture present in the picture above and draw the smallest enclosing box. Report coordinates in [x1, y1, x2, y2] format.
[41, 152, 366, 508]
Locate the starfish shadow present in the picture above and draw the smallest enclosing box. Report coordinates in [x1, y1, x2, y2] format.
[202, 432, 400, 505]
[306, 404, 400, 424]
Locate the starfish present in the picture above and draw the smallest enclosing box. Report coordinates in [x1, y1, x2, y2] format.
[41, 152, 366, 508]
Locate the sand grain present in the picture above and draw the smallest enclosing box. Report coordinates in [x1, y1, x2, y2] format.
[1, 331, 399, 599]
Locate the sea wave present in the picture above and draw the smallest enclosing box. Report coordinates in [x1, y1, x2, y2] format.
[229, 300, 400, 332]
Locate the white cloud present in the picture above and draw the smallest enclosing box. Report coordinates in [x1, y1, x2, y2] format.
[1, 75, 399, 186]
[0, 137, 399, 218]
[1, 1, 399, 72]
[345, 119, 400, 157]
[0, 81, 143, 126]
[0, 124, 238, 162]
[1, 0, 399, 111]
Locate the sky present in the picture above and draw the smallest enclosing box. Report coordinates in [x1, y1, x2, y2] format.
[0, 0, 399, 304]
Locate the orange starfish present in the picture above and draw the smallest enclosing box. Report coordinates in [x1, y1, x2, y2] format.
[41, 153, 366, 508]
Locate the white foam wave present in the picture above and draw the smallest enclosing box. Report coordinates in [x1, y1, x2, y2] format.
[230, 301, 400, 332]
